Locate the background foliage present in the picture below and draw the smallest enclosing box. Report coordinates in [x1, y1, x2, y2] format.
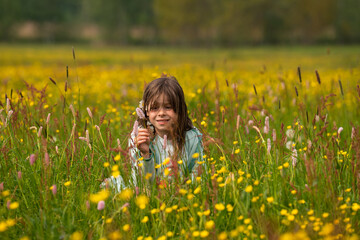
[1, 0, 360, 44]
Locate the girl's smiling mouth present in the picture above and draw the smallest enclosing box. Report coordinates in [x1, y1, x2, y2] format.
[156, 119, 170, 124]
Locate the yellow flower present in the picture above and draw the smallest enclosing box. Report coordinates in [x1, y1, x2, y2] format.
[112, 171, 120, 178]
[192, 153, 199, 158]
[64, 181, 71, 187]
[89, 190, 110, 203]
[0, 222, 7, 232]
[9, 202, 19, 210]
[244, 218, 251, 224]
[215, 203, 225, 211]
[109, 230, 122, 240]
[167, 232, 174, 237]
[157, 235, 166, 240]
[287, 215, 295, 221]
[234, 149, 240, 154]
[141, 216, 149, 223]
[283, 162, 289, 168]
[352, 203, 360, 211]
[205, 220, 215, 229]
[105, 218, 113, 224]
[267, 197, 274, 203]
[200, 230, 209, 238]
[245, 185, 253, 193]
[112, 165, 119, 171]
[6, 219, 15, 227]
[114, 154, 121, 161]
[136, 195, 149, 209]
[218, 232, 227, 240]
[194, 186, 201, 194]
[260, 204, 265, 213]
[187, 194, 194, 200]
[162, 157, 170, 165]
[179, 189, 187, 195]
[103, 162, 110, 167]
[192, 231, 200, 237]
[226, 204, 234, 212]
[122, 224, 130, 232]
[70, 231, 83, 240]
[160, 203, 166, 211]
[291, 209, 298, 215]
[280, 209, 288, 215]
[203, 209, 210, 216]
[2, 190, 10, 197]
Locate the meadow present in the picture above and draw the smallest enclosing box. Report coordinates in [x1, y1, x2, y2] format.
[0, 44, 359, 240]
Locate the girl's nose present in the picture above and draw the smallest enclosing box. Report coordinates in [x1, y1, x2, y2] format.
[157, 106, 166, 115]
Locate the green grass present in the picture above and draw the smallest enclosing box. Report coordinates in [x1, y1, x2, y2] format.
[0, 44, 359, 239]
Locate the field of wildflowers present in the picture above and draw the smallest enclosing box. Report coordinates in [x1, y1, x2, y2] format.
[0, 44, 359, 240]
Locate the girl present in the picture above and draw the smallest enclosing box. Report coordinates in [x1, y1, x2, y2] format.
[104, 76, 203, 191]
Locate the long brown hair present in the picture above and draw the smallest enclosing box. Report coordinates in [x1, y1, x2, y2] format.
[142, 76, 193, 153]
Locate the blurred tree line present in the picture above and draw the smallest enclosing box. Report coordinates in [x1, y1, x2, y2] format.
[1, 0, 359, 45]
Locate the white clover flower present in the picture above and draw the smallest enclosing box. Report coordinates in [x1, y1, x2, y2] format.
[286, 141, 294, 150]
[286, 129, 295, 139]
[292, 148, 298, 167]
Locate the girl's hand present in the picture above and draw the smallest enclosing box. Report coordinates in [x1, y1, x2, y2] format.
[136, 128, 151, 158]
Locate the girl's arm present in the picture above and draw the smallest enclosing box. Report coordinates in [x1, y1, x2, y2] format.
[185, 128, 204, 180]
[129, 129, 156, 183]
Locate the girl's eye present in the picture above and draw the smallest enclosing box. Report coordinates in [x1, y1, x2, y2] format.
[165, 105, 172, 109]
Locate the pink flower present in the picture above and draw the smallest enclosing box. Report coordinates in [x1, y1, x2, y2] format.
[46, 113, 51, 125]
[86, 200, 90, 210]
[351, 127, 355, 140]
[120, 202, 130, 210]
[337, 127, 343, 137]
[267, 138, 271, 154]
[97, 200, 105, 210]
[136, 108, 146, 119]
[38, 126, 43, 137]
[51, 185, 57, 195]
[0, 182, 3, 191]
[86, 107, 93, 119]
[236, 115, 240, 130]
[29, 154, 36, 165]
[264, 116, 269, 134]
[44, 152, 50, 167]
[272, 129, 276, 142]
[17, 171, 22, 179]
[292, 149, 298, 167]
[133, 120, 139, 136]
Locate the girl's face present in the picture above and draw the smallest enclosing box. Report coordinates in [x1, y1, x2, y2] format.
[147, 94, 178, 138]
